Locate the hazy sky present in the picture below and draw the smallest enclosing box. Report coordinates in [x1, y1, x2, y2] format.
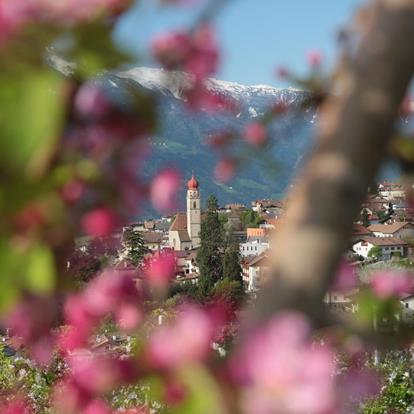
[115, 0, 362, 87]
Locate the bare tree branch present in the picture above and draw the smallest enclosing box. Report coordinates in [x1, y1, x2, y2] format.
[250, 0, 414, 327]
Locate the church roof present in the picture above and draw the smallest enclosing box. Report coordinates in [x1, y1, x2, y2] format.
[169, 212, 187, 231]
[177, 230, 191, 242]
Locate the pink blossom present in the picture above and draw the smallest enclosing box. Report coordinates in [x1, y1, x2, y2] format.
[306, 49, 323, 67]
[152, 24, 219, 80]
[370, 270, 414, 298]
[275, 66, 290, 79]
[207, 131, 235, 148]
[145, 252, 176, 289]
[244, 122, 267, 147]
[152, 31, 192, 70]
[147, 305, 213, 369]
[83, 400, 112, 414]
[2, 399, 31, 414]
[69, 354, 122, 394]
[61, 179, 85, 204]
[115, 304, 142, 332]
[74, 83, 114, 120]
[232, 312, 335, 414]
[331, 260, 358, 293]
[81, 208, 119, 237]
[62, 271, 140, 350]
[214, 158, 236, 182]
[150, 168, 181, 213]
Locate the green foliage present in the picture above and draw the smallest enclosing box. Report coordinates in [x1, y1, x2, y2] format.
[222, 245, 243, 286]
[361, 209, 370, 227]
[368, 246, 382, 259]
[362, 351, 414, 414]
[213, 278, 245, 309]
[121, 227, 150, 267]
[197, 195, 224, 297]
[240, 210, 264, 229]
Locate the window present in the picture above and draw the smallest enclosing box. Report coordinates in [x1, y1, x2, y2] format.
[193, 201, 196, 208]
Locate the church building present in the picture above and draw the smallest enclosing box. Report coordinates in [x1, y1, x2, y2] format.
[168, 174, 201, 251]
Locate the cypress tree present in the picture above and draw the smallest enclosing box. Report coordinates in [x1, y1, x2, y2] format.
[197, 195, 224, 297]
[121, 226, 149, 267]
[223, 243, 243, 287]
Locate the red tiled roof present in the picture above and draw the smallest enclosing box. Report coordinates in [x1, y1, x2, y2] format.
[368, 222, 413, 234]
[169, 213, 187, 231]
[356, 236, 408, 246]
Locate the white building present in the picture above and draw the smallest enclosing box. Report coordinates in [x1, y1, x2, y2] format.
[378, 183, 405, 200]
[400, 294, 414, 325]
[368, 222, 414, 240]
[169, 175, 201, 251]
[240, 237, 270, 257]
[353, 236, 407, 259]
[246, 254, 269, 292]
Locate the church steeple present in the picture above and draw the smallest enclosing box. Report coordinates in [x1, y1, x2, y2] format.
[187, 173, 201, 248]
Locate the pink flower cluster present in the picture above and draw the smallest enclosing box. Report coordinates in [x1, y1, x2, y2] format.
[231, 312, 335, 414]
[145, 250, 176, 291]
[146, 304, 214, 370]
[370, 270, 414, 299]
[0, 0, 128, 45]
[152, 23, 218, 80]
[5, 297, 57, 364]
[61, 269, 141, 351]
[152, 24, 229, 111]
[53, 353, 139, 414]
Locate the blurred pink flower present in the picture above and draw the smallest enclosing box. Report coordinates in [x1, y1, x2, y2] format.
[81, 208, 119, 237]
[150, 168, 181, 213]
[115, 304, 142, 332]
[370, 270, 414, 299]
[145, 252, 176, 290]
[74, 83, 114, 120]
[61, 179, 85, 204]
[147, 305, 213, 369]
[214, 158, 236, 182]
[275, 66, 290, 79]
[331, 260, 358, 293]
[244, 122, 267, 147]
[69, 354, 122, 394]
[83, 400, 112, 414]
[232, 312, 335, 414]
[2, 399, 31, 414]
[306, 49, 323, 67]
[63, 271, 140, 351]
[152, 24, 219, 80]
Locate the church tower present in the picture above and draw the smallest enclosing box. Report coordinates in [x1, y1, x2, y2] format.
[187, 174, 201, 248]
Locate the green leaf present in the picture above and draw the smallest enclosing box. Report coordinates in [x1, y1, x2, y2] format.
[25, 244, 56, 295]
[0, 69, 65, 178]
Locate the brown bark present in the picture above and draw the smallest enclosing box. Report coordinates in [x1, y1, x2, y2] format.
[251, 0, 414, 326]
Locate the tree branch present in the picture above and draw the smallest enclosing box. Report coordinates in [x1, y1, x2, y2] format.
[250, 0, 414, 327]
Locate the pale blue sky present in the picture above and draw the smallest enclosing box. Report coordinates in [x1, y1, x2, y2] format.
[115, 0, 363, 86]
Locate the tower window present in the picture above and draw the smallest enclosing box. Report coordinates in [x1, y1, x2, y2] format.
[193, 201, 196, 208]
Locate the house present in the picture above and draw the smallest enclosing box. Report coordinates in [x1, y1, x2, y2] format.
[246, 254, 269, 292]
[400, 294, 414, 325]
[378, 182, 405, 200]
[353, 236, 408, 259]
[368, 222, 414, 240]
[142, 231, 163, 251]
[240, 236, 270, 257]
[351, 224, 372, 242]
[174, 249, 199, 279]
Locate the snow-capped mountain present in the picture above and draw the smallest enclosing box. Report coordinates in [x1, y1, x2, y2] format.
[104, 67, 316, 212]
